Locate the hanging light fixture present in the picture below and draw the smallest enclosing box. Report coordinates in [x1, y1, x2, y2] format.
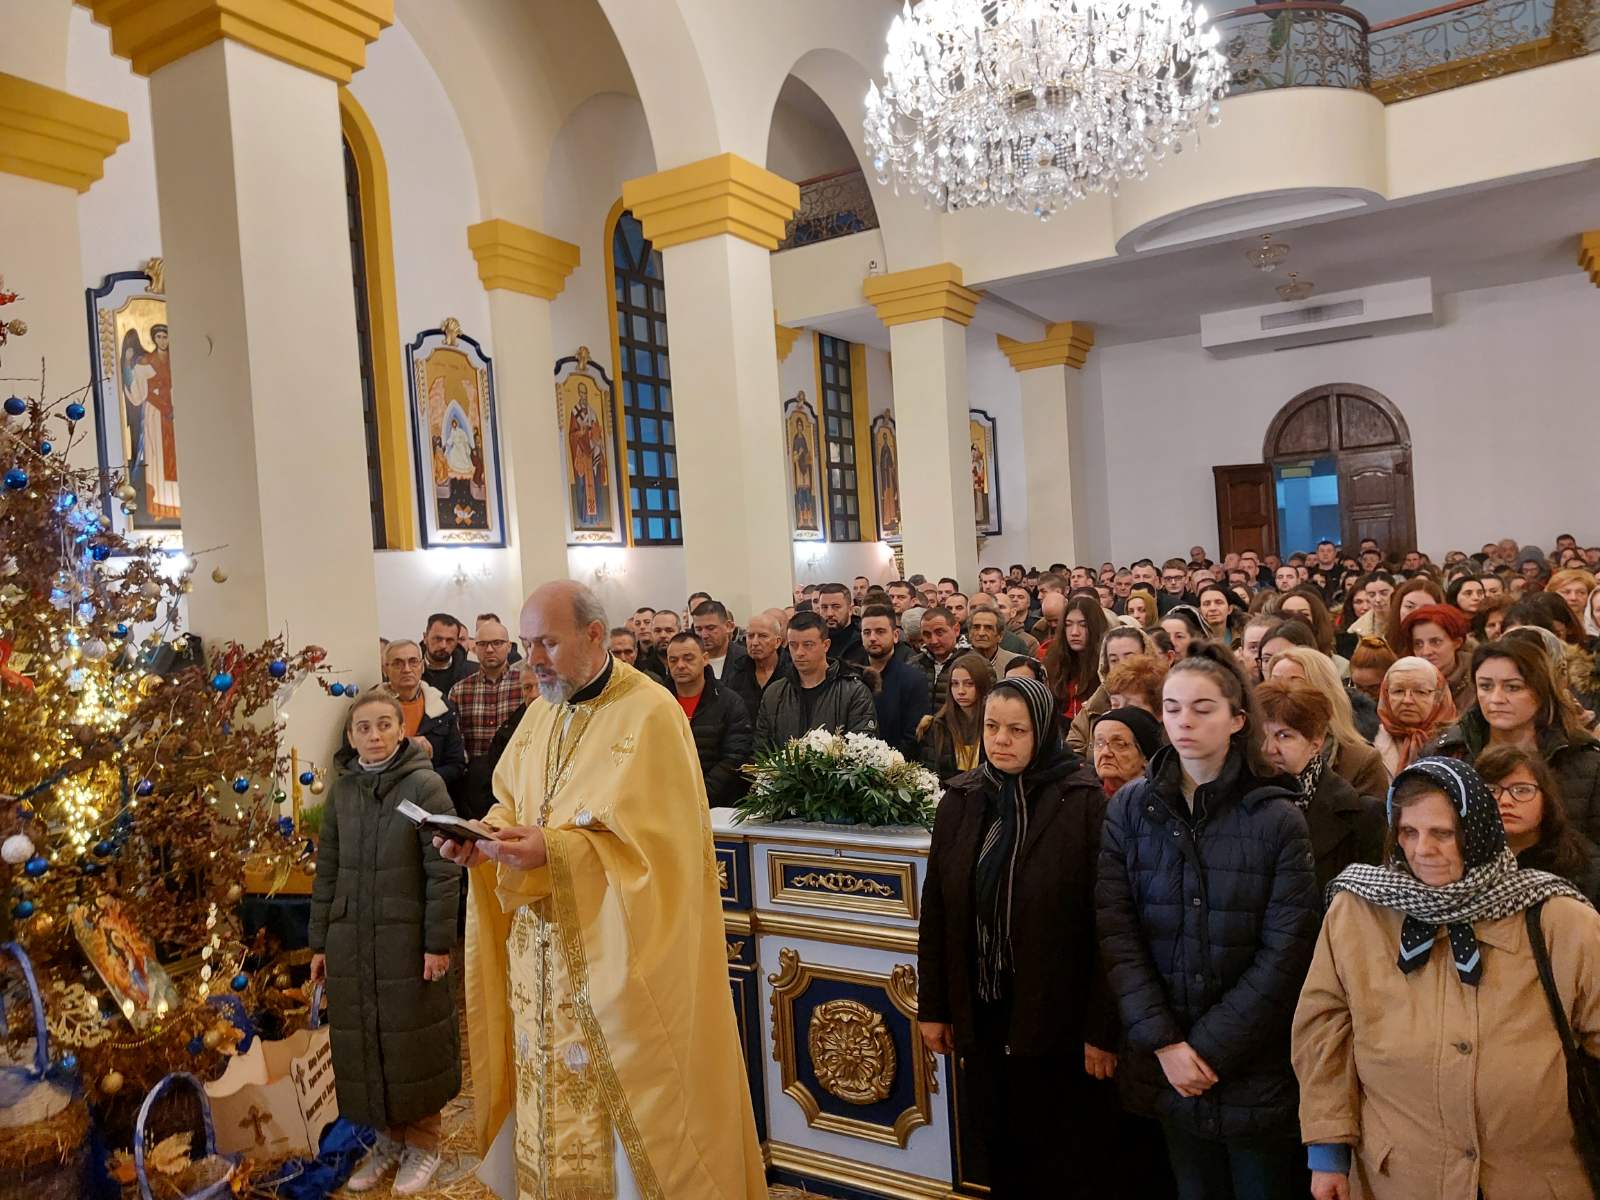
[1275, 272, 1315, 301]
[863, 0, 1228, 220]
[1247, 233, 1290, 272]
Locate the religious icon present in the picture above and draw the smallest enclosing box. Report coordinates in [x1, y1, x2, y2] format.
[70, 895, 180, 1031]
[871, 414, 901, 543]
[969, 408, 1002, 536]
[784, 392, 826, 541]
[554, 347, 624, 545]
[406, 320, 507, 548]
[89, 264, 182, 546]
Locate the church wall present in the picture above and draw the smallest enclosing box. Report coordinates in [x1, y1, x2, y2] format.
[965, 333, 1030, 574]
[767, 90, 858, 184]
[1074, 272, 1600, 563]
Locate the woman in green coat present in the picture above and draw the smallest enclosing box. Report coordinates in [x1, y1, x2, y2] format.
[310, 692, 460, 1195]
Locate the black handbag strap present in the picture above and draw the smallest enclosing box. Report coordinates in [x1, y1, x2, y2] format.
[1526, 901, 1584, 1061]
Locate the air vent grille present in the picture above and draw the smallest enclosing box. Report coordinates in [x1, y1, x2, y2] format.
[1260, 299, 1365, 331]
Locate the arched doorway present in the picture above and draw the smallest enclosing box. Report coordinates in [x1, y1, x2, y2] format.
[1214, 384, 1416, 557]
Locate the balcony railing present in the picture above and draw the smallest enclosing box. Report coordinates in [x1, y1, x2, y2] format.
[778, 168, 880, 251]
[1212, 0, 1596, 100]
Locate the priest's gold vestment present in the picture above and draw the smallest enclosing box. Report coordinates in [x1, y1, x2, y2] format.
[464, 659, 766, 1199]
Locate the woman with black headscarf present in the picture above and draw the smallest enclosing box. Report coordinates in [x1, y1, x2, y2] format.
[1293, 756, 1600, 1200]
[917, 676, 1118, 1198]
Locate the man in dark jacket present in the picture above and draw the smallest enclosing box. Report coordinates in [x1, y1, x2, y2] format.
[666, 632, 753, 806]
[371, 640, 467, 797]
[912, 607, 970, 712]
[860, 604, 930, 759]
[723, 610, 788, 719]
[756, 611, 877, 749]
[421, 612, 478, 696]
[1095, 744, 1319, 1167]
[815, 582, 870, 668]
[691, 599, 749, 681]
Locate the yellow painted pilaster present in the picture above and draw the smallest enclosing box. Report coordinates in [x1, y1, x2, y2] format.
[775, 313, 801, 362]
[996, 321, 1096, 371]
[77, 0, 393, 84]
[466, 219, 580, 300]
[0, 72, 128, 191]
[862, 263, 982, 328]
[623, 153, 800, 251]
[1581, 231, 1600, 287]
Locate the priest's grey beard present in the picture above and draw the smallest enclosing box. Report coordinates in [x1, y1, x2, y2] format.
[538, 676, 575, 704]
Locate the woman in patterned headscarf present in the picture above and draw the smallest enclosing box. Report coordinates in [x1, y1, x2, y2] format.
[1294, 756, 1600, 1200]
[917, 676, 1117, 1198]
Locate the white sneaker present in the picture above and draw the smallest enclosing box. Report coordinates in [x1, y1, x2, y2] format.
[344, 1138, 400, 1192]
[391, 1145, 442, 1196]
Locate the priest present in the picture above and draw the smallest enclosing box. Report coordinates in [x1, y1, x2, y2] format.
[439, 579, 765, 1199]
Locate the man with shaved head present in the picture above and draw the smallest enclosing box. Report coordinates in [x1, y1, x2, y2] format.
[441, 581, 764, 1197]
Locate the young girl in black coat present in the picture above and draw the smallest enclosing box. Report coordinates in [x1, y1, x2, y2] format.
[1096, 643, 1320, 1200]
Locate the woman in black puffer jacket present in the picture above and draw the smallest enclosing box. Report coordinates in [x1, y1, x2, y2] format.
[1096, 643, 1320, 1200]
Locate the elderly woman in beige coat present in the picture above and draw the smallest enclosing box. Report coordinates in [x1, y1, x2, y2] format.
[1293, 756, 1600, 1200]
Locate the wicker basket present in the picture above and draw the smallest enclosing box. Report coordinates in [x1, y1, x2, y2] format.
[0, 942, 90, 1200]
[134, 1074, 240, 1200]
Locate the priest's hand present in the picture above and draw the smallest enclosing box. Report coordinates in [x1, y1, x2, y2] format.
[434, 828, 493, 867]
[918, 1021, 954, 1056]
[478, 824, 548, 872]
[1155, 1042, 1218, 1097]
[1084, 1043, 1118, 1080]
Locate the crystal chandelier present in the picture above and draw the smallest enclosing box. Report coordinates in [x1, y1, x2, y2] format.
[1247, 233, 1290, 272]
[863, 0, 1228, 220]
[1275, 272, 1315, 301]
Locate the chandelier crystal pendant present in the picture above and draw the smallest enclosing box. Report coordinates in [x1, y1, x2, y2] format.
[1276, 272, 1315, 301]
[1247, 233, 1290, 272]
[863, 0, 1229, 220]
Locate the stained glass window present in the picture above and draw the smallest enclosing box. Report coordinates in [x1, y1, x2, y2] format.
[612, 211, 681, 546]
[818, 334, 860, 542]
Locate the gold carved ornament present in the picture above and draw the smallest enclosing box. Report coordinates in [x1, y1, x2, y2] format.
[808, 999, 897, 1105]
[789, 870, 895, 898]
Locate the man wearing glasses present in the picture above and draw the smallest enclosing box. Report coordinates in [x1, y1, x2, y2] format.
[1157, 557, 1195, 615]
[448, 614, 524, 760]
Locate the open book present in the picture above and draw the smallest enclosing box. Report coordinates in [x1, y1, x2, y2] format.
[396, 799, 494, 844]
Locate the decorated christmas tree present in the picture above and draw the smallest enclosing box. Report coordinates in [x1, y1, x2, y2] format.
[1, 286, 333, 1105]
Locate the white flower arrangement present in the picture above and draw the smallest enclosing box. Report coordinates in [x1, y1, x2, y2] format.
[737, 730, 942, 827]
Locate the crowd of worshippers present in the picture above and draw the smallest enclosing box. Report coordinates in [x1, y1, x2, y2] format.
[356, 533, 1600, 1199]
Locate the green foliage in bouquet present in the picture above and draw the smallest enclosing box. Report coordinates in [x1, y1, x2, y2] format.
[735, 730, 942, 828]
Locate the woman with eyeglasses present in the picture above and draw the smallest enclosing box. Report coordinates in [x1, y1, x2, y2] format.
[1374, 656, 1457, 778]
[1426, 638, 1600, 844]
[1477, 744, 1600, 904]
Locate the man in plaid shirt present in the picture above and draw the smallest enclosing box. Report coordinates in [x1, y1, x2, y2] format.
[448, 614, 524, 759]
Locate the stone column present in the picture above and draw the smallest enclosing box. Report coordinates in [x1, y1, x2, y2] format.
[81, 0, 392, 756]
[998, 322, 1095, 569]
[622, 153, 799, 621]
[466, 219, 580, 596]
[0, 57, 128, 419]
[864, 264, 982, 585]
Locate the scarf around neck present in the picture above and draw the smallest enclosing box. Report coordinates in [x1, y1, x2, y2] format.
[973, 677, 1073, 1003]
[1294, 741, 1330, 811]
[1328, 755, 1586, 985]
[1377, 660, 1456, 775]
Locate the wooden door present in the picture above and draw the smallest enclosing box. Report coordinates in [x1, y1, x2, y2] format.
[1213, 463, 1278, 559]
[1338, 446, 1414, 554]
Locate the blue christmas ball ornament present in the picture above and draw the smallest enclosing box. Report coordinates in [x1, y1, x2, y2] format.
[3, 396, 25, 416]
[329, 682, 345, 697]
[80, 861, 103, 876]
[94, 840, 114, 857]
[91, 544, 112, 562]
[346, 684, 359, 697]
[37, 440, 51, 455]
[268, 659, 288, 679]
[135, 778, 154, 797]
[115, 623, 130, 637]
[276, 816, 295, 836]
[298, 770, 315, 786]
[230, 973, 249, 992]
[58, 1054, 77, 1073]
[3, 467, 27, 491]
[12, 900, 34, 920]
[56, 491, 77, 511]
[65, 402, 86, 421]
[211, 672, 234, 691]
[24, 856, 48, 878]
[231, 776, 250, 794]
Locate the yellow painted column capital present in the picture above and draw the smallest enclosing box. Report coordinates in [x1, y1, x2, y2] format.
[76, 0, 393, 83]
[1581, 231, 1600, 287]
[775, 313, 802, 362]
[862, 263, 982, 328]
[997, 321, 1096, 371]
[0, 72, 129, 192]
[622, 153, 800, 251]
[466, 219, 581, 300]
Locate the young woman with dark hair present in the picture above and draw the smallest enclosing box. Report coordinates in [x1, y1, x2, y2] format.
[1471, 592, 1515, 643]
[1160, 604, 1208, 657]
[1381, 577, 1446, 654]
[1196, 583, 1239, 646]
[1044, 595, 1109, 721]
[1097, 643, 1319, 1199]
[1427, 637, 1600, 844]
[1280, 587, 1339, 660]
[1476, 744, 1600, 903]
[917, 652, 996, 781]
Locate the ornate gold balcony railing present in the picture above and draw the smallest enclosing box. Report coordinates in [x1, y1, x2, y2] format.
[1212, 0, 1596, 101]
[778, 168, 880, 251]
